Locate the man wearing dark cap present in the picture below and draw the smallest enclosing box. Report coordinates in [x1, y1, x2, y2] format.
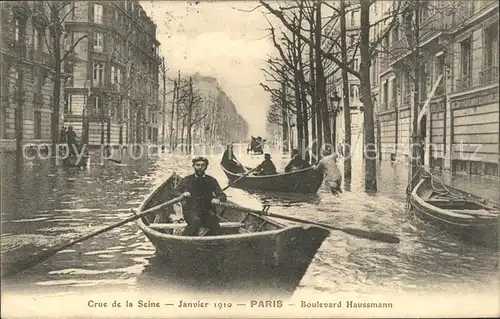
[254, 153, 277, 175]
[174, 156, 228, 236]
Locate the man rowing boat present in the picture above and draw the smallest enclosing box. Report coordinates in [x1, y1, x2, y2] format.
[174, 156, 228, 236]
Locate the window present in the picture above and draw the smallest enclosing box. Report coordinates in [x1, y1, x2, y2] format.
[93, 96, 102, 115]
[33, 28, 39, 51]
[94, 4, 103, 23]
[116, 68, 121, 86]
[14, 18, 20, 42]
[391, 24, 399, 42]
[350, 9, 359, 27]
[484, 25, 499, 69]
[111, 66, 115, 85]
[93, 62, 104, 86]
[93, 32, 103, 52]
[349, 34, 356, 46]
[350, 84, 359, 98]
[34, 111, 41, 139]
[460, 38, 472, 77]
[352, 59, 359, 71]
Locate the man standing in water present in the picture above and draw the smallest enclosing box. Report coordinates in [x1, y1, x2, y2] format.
[174, 157, 228, 236]
[314, 147, 342, 195]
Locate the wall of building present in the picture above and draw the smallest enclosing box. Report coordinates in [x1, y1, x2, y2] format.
[1, 2, 65, 150]
[374, 0, 499, 177]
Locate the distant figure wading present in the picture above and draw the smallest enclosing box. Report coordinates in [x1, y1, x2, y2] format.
[314, 147, 342, 195]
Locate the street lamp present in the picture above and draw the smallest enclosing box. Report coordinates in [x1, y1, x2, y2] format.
[329, 90, 342, 147]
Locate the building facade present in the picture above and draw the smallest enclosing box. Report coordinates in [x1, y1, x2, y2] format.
[63, 0, 161, 147]
[329, 1, 366, 154]
[374, 0, 499, 177]
[0, 1, 65, 150]
[188, 73, 249, 145]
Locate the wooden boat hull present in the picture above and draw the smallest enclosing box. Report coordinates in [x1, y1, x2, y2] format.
[62, 155, 89, 167]
[221, 162, 324, 194]
[136, 174, 330, 293]
[410, 176, 499, 248]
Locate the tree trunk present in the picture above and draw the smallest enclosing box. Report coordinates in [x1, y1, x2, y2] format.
[360, 0, 377, 192]
[187, 77, 193, 153]
[340, 0, 352, 184]
[51, 9, 62, 155]
[174, 72, 180, 149]
[15, 86, 23, 158]
[410, 4, 423, 189]
[169, 80, 176, 151]
[161, 58, 167, 150]
[280, 70, 289, 153]
[315, 2, 331, 148]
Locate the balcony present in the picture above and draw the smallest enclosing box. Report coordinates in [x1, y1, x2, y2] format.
[389, 37, 409, 60]
[479, 67, 498, 85]
[455, 76, 471, 91]
[419, 11, 453, 44]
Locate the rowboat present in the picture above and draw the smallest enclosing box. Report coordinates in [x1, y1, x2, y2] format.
[409, 173, 499, 248]
[136, 173, 330, 293]
[221, 161, 324, 194]
[62, 155, 89, 167]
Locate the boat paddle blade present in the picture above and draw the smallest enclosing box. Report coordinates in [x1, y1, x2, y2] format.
[340, 227, 400, 244]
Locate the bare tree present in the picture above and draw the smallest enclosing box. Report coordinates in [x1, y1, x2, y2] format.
[44, 2, 87, 153]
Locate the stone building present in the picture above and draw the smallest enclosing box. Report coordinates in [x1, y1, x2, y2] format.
[63, 0, 161, 147]
[0, 1, 65, 150]
[374, 0, 498, 177]
[180, 73, 249, 145]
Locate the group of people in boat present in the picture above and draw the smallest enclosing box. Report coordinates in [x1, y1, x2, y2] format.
[171, 143, 342, 237]
[221, 144, 342, 194]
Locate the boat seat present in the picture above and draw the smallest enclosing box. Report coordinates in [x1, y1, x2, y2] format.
[148, 222, 244, 230]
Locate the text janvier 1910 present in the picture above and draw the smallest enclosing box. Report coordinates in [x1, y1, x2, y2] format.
[87, 300, 284, 309]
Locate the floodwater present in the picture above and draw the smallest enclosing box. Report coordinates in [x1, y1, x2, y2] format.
[1, 145, 499, 299]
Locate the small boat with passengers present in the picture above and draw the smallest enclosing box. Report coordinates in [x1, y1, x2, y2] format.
[409, 169, 499, 248]
[220, 161, 324, 194]
[136, 173, 330, 292]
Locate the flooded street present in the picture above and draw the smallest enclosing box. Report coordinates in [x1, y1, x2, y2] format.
[1, 146, 499, 299]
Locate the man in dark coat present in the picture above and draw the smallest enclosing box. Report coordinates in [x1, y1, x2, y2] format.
[221, 143, 243, 173]
[66, 126, 77, 155]
[254, 153, 277, 175]
[285, 149, 311, 172]
[174, 157, 228, 236]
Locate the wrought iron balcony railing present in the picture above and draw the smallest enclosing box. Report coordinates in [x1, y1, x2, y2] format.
[479, 66, 498, 85]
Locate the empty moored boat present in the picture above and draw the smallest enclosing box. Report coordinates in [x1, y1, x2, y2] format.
[136, 173, 330, 292]
[409, 172, 499, 248]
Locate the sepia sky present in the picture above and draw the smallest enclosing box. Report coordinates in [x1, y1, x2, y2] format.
[140, 1, 276, 136]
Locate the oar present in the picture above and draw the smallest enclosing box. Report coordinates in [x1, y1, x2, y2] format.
[221, 166, 258, 191]
[216, 202, 400, 244]
[1, 196, 184, 279]
[233, 157, 249, 173]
